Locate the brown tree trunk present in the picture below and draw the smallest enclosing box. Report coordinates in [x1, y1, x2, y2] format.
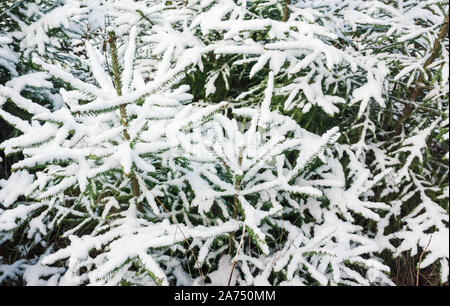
[108, 31, 141, 200]
[229, 147, 244, 256]
[282, 0, 291, 22]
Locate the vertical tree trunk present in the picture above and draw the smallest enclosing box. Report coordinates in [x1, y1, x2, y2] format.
[108, 31, 141, 199]
[229, 147, 244, 256]
[282, 0, 291, 22]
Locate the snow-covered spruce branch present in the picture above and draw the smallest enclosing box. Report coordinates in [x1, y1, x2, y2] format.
[0, 0, 448, 286]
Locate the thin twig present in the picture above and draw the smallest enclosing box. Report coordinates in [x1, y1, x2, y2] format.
[282, 0, 291, 22]
[227, 226, 246, 286]
[229, 147, 245, 255]
[107, 30, 140, 198]
[416, 236, 432, 286]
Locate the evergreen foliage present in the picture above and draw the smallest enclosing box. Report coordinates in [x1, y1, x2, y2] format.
[0, 0, 448, 286]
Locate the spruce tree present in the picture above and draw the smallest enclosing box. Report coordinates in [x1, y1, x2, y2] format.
[0, 0, 448, 286]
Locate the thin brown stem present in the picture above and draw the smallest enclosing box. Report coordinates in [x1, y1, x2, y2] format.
[227, 225, 246, 286]
[227, 260, 238, 286]
[108, 31, 140, 198]
[416, 236, 432, 286]
[282, 0, 291, 22]
[229, 147, 245, 255]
